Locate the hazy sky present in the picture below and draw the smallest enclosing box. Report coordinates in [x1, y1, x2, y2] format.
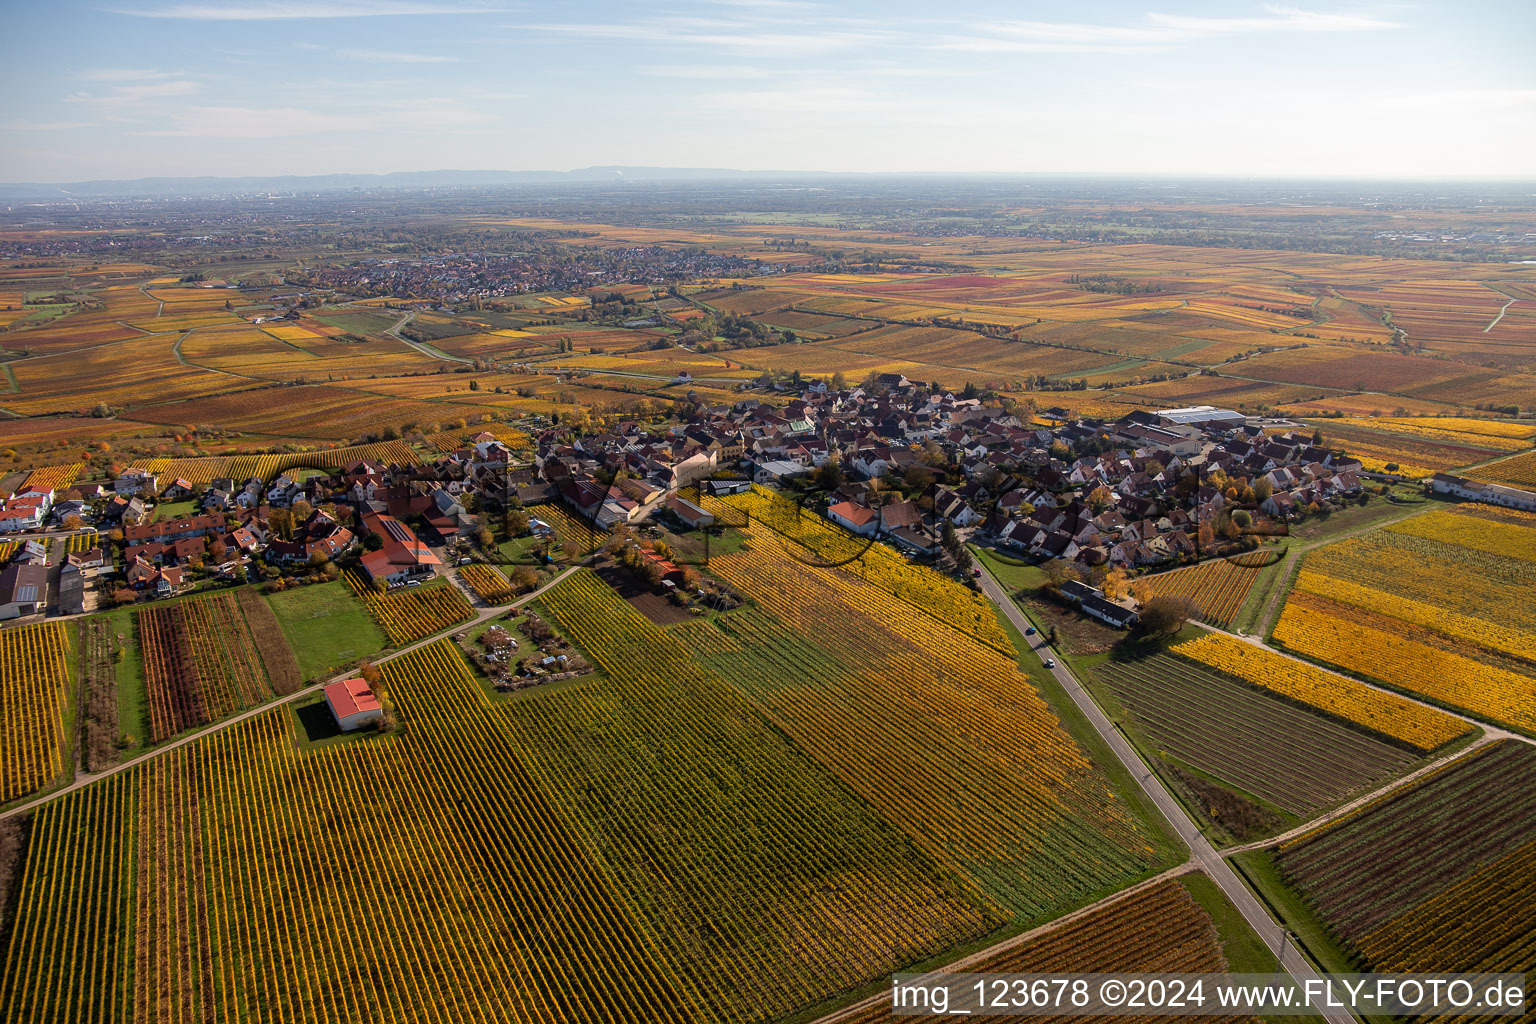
[2, 0, 1532, 182]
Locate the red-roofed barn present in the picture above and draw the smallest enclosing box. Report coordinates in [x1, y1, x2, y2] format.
[325, 678, 383, 732]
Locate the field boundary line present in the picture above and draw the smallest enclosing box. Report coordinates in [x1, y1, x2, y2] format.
[974, 562, 1356, 1024]
[1221, 732, 1501, 856]
[1191, 619, 1531, 751]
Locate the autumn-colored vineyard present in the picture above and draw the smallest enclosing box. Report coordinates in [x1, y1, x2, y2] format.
[343, 569, 473, 645]
[1095, 653, 1413, 816]
[527, 570, 1004, 1021]
[1274, 505, 1536, 735]
[2, 641, 713, 1023]
[838, 878, 1254, 1024]
[1274, 741, 1536, 983]
[19, 463, 82, 493]
[137, 590, 302, 743]
[677, 525, 1170, 918]
[425, 422, 533, 453]
[0, 621, 72, 803]
[0, 769, 134, 1022]
[1470, 448, 1536, 488]
[457, 564, 515, 603]
[1174, 634, 1471, 753]
[1139, 557, 1266, 628]
[133, 439, 426, 489]
[710, 486, 1011, 650]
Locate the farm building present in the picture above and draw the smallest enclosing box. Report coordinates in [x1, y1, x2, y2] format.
[1082, 595, 1139, 630]
[58, 563, 85, 616]
[0, 563, 48, 620]
[325, 678, 383, 732]
[827, 500, 879, 537]
[1429, 473, 1536, 512]
[753, 459, 807, 484]
[667, 497, 716, 530]
[1153, 405, 1245, 430]
[359, 511, 442, 584]
[888, 526, 942, 556]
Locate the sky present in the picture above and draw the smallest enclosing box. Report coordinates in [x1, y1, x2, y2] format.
[1, 0, 1533, 182]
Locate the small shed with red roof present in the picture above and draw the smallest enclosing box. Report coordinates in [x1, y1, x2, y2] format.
[324, 677, 383, 732]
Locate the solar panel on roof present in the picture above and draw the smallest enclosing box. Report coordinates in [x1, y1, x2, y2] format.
[15, 585, 38, 602]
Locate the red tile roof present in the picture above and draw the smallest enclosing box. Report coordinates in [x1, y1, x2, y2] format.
[828, 500, 877, 527]
[325, 678, 382, 720]
[360, 511, 440, 580]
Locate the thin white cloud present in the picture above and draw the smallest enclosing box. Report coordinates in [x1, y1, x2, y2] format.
[110, 0, 510, 20]
[697, 0, 819, 9]
[636, 64, 772, 79]
[333, 48, 462, 63]
[530, 21, 893, 57]
[80, 68, 179, 82]
[943, 5, 1400, 53]
[0, 121, 101, 131]
[66, 79, 201, 104]
[1149, 7, 1399, 33]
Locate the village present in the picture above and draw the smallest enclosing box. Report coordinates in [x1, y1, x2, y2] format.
[4, 368, 1503, 639]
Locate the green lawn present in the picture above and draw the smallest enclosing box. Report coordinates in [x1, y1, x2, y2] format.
[264, 581, 385, 682]
[153, 499, 200, 521]
[1177, 872, 1326, 1024]
[1177, 872, 1279, 973]
[103, 608, 148, 756]
[971, 544, 1046, 593]
[1285, 491, 1426, 543]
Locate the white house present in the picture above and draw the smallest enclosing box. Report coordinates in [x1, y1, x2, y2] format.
[0, 563, 47, 620]
[324, 678, 383, 732]
[114, 470, 158, 496]
[753, 459, 807, 484]
[826, 500, 879, 537]
[1430, 473, 1536, 513]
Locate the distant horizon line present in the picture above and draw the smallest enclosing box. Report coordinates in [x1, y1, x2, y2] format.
[4, 165, 1535, 199]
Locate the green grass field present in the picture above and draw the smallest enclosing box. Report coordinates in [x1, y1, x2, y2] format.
[103, 607, 148, 756]
[264, 581, 385, 681]
[152, 499, 200, 521]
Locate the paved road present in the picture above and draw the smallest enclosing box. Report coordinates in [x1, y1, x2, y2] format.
[385, 310, 473, 365]
[0, 564, 582, 823]
[1485, 296, 1517, 333]
[973, 564, 1356, 1024]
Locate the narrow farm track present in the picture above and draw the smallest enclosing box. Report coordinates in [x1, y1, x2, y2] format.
[974, 563, 1357, 1024]
[1193, 618, 1532, 751]
[0, 564, 583, 824]
[384, 309, 473, 365]
[1249, 502, 1436, 638]
[1483, 297, 1517, 333]
[1222, 731, 1503, 856]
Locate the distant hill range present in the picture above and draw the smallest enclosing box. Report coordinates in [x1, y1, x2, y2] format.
[0, 166, 836, 200]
